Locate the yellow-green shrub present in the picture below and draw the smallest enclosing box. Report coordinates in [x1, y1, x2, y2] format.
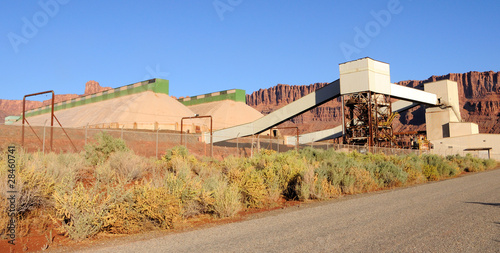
[238, 168, 267, 208]
[347, 167, 379, 193]
[84, 131, 129, 165]
[203, 176, 241, 218]
[107, 151, 147, 181]
[133, 184, 180, 229]
[422, 165, 439, 181]
[17, 163, 55, 216]
[53, 182, 109, 240]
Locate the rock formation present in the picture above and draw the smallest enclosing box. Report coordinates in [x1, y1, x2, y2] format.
[84, 80, 112, 95]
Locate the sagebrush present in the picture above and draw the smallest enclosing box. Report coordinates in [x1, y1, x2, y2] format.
[0, 137, 496, 242]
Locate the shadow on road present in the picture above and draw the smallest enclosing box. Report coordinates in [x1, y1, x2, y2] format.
[464, 202, 500, 207]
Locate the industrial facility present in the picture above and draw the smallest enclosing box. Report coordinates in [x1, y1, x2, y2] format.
[9, 58, 499, 159]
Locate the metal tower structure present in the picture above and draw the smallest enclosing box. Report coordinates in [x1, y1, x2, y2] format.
[343, 91, 394, 147]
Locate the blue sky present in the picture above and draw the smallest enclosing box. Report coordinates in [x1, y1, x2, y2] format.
[1, 0, 499, 101]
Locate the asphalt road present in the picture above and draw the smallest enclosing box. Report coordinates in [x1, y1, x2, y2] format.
[77, 169, 500, 253]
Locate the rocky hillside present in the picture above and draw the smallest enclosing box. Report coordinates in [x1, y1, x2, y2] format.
[246, 71, 500, 135]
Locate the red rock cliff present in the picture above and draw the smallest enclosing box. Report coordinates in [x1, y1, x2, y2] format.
[84, 80, 112, 95]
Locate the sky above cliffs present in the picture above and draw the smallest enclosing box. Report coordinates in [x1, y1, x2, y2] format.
[1, 0, 499, 101]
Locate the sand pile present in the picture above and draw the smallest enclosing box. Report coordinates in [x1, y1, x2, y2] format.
[188, 100, 263, 130]
[18, 91, 201, 130]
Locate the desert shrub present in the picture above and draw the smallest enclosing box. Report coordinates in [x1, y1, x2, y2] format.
[339, 173, 356, 194]
[169, 155, 192, 174]
[53, 182, 109, 240]
[55, 176, 181, 238]
[164, 145, 189, 162]
[203, 176, 241, 218]
[133, 184, 181, 229]
[158, 152, 215, 218]
[159, 158, 209, 218]
[447, 154, 497, 172]
[222, 156, 267, 208]
[249, 150, 311, 200]
[0, 149, 65, 239]
[194, 158, 219, 179]
[298, 167, 340, 200]
[369, 160, 407, 187]
[100, 182, 141, 234]
[7, 141, 498, 242]
[304, 149, 408, 191]
[84, 131, 129, 165]
[404, 166, 427, 184]
[164, 171, 202, 204]
[0, 194, 9, 239]
[299, 147, 329, 162]
[107, 150, 147, 181]
[16, 165, 55, 216]
[422, 164, 439, 181]
[94, 162, 116, 184]
[10, 151, 89, 218]
[29, 152, 86, 184]
[103, 201, 143, 234]
[422, 154, 456, 177]
[358, 153, 407, 187]
[483, 158, 497, 169]
[347, 167, 379, 193]
[296, 167, 313, 200]
[394, 154, 426, 184]
[238, 168, 267, 208]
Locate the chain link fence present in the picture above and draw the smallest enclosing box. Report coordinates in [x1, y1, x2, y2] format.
[1, 124, 495, 159]
[1, 124, 207, 158]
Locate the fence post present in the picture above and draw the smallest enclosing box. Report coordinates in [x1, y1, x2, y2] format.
[236, 133, 240, 157]
[121, 125, 124, 139]
[257, 134, 260, 153]
[42, 119, 47, 153]
[85, 123, 89, 146]
[277, 137, 279, 153]
[251, 134, 254, 158]
[156, 128, 160, 159]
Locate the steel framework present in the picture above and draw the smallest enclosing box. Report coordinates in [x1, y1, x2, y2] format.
[342, 91, 395, 147]
[22, 90, 77, 152]
[181, 115, 213, 157]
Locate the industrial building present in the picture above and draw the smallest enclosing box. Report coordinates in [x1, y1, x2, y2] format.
[9, 58, 499, 159]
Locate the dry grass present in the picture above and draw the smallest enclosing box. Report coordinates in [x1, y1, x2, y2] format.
[0, 135, 496, 242]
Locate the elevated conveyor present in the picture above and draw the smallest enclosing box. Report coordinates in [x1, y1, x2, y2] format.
[286, 100, 421, 144]
[207, 58, 444, 144]
[207, 80, 341, 143]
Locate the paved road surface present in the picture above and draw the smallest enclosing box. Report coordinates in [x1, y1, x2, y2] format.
[77, 169, 500, 252]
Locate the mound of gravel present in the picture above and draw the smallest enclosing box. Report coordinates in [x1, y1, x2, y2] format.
[188, 100, 263, 130]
